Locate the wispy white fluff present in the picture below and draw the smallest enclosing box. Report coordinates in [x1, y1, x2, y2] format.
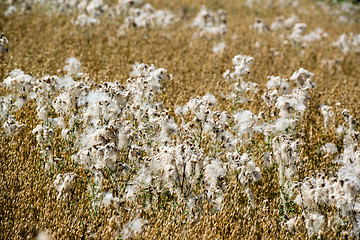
[305, 212, 325, 237]
[4, 5, 17, 16]
[321, 143, 337, 155]
[204, 158, 225, 193]
[191, 6, 227, 37]
[284, 14, 299, 29]
[233, 110, 257, 135]
[289, 23, 307, 42]
[290, 68, 316, 89]
[121, 218, 148, 239]
[285, 217, 298, 232]
[251, 18, 269, 33]
[102, 192, 119, 206]
[266, 76, 290, 95]
[119, 3, 178, 31]
[36, 230, 51, 240]
[212, 42, 227, 55]
[223, 54, 255, 82]
[3, 69, 35, 93]
[333, 33, 360, 54]
[320, 105, 334, 128]
[273, 135, 300, 198]
[54, 172, 77, 199]
[3, 116, 24, 135]
[63, 58, 83, 76]
[72, 13, 100, 26]
[302, 28, 328, 42]
[270, 16, 285, 31]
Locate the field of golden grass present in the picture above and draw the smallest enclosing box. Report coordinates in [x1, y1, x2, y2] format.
[1, 0, 360, 239]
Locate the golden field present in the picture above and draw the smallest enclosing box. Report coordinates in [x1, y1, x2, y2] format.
[1, 0, 360, 239]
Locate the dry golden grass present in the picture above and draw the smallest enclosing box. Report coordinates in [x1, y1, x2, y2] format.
[1, 0, 360, 239]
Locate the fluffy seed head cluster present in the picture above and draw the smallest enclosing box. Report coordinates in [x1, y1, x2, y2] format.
[54, 172, 77, 199]
[223, 54, 254, 81]
[332, 33, 360, 54]
[251, 15, 328, 48]
[118, 2, 178, 33]
[191, 5, 227, 37]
